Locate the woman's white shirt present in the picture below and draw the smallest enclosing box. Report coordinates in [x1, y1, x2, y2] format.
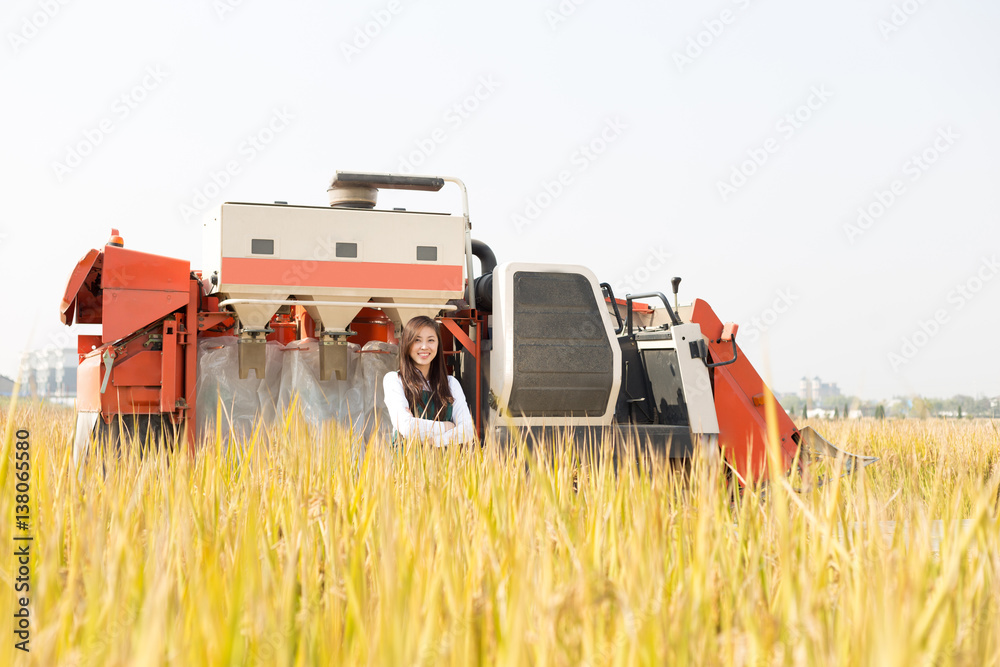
[382, 372, 475, 446]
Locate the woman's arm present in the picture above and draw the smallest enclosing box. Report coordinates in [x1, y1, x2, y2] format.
[382, 372, 452, 439]
[434, 377, 476, 445]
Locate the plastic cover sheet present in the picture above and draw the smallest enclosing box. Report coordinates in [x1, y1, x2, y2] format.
[195, 337, 283, 442]
[72, 411, 100, 469]
[359, 341, 399, 438]
[276, 339, 364, 430]
[257, 342, 285, 424]
[196, 336, 398, 441]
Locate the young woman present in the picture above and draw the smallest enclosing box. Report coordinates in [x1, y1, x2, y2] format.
[383, 316, 475, 446]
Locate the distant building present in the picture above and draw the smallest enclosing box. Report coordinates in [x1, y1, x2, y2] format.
[18, 348, 77, 400]
[0, 375, 30, 398]
[798, 376, 841, 403]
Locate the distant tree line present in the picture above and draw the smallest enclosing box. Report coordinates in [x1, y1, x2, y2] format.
[778, 393, 998, 419]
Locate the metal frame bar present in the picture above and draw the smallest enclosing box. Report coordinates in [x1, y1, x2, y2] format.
[439, 313, 486, 437]
[184, 278, 199, 453]
[218, 298, 458, 311]
[160, 319, 177, 413]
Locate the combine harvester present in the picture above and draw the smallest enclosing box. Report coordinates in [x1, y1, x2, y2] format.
[61, 172, 874, 483]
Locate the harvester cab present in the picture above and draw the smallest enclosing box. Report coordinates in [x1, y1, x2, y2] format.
[60, 170, 876, 482]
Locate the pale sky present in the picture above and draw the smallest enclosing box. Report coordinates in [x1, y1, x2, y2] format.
[2, 0, 998, 400]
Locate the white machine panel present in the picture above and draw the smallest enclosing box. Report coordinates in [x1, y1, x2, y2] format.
[204, 203, 467, 331]
[636, 322, 720, 456]
[490, 262, 621, 427]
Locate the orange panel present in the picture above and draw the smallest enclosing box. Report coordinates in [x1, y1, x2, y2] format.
[110, 351, 163, 387]
[221, 257, 463, 291]
[60, 248, 103, 325]
[689, 299, 799, 482]
[102, 245, 190, 291]
[100, 245, 192, 343]
[78, 335, 103, 360]
[99, 333, 165, 416]
[103, 289, 187, 343]
[76, 353, 103, 412]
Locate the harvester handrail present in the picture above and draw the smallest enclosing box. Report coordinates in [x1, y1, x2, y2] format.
[600, 282, 625, 334]
[706, 338, 739, 368]
[624, 291, 682, 334]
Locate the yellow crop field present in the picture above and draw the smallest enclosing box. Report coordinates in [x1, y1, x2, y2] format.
[2, 401, 998, 666]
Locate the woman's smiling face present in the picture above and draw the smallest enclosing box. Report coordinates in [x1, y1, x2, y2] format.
[409, 325, 438, 374]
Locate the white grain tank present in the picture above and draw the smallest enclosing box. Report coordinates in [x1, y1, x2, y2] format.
[203, 172, 475, 379]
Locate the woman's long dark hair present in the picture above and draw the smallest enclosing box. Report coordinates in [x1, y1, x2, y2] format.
[398, 316, 454, 419]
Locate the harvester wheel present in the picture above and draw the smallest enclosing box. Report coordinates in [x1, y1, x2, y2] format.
[94, 414, 178, 460]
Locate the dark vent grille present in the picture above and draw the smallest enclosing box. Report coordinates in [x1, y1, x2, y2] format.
[506, 271, 614, 417]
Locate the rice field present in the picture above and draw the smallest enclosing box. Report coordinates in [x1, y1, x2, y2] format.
[1, 400, 998, 666]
